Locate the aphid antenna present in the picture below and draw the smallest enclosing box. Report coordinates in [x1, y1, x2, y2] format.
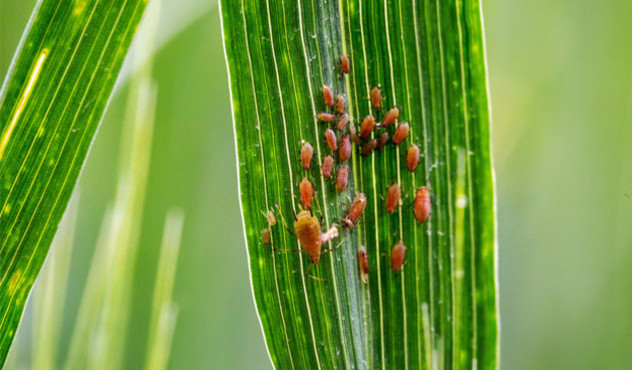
[274, 203, 297, 237]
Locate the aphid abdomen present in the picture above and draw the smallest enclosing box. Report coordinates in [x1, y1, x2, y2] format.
[407, 144, 420, 172]
[414, 186, 431, 223]
[359, 115, 376, 139]
[301, 142, 314, 169]
[318, 113, 336, 122]
[371, 86, 382, 110]
[322, 85, 334, 106]
[265, 210, 276, 226]
[262, 228, 271, 244]
[343, 193, 366, 227]
[381, 107, 399, 127]
[340, 55, 350, 74]
[390, 240, 406, 272]
[321, 155, 334, 178]
[385, 183, 401, 214]
[358, 247, 369, 283]
[294, 210, 322, 264]
[339, 134, 351, 162]
[336, 165, 349, 192]
[392, 122, 410, 145]
[299, 177, 314, 209]
[325, 129, 337, 151]
[361, 139, 377, 157]
[376, 132, 389, 151]
[337, 113, 351, 131]
[335, 94, 346, 115]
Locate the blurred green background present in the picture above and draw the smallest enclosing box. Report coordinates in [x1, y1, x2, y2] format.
[1, 0, 631, 369]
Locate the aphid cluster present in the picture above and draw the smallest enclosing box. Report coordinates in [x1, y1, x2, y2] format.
[266, 54, 433, 284]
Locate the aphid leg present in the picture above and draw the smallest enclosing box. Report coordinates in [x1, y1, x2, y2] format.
[305, 263, 327, 282]
[275, 204, 297, 237]
[274, 247, 302, 253]
[321, 236, 346, 255]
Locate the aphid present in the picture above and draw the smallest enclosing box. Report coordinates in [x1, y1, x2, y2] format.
[335, 94, 346, 115]
[322, 85, 334, 106]
[358, 247, 369, 283]
[385, 183, 401, 214]
[413, 186, 431, 223]
[339, 134, 351, 162]
[262, 228, 271, 244]
[321, 155, 334, 178]
[263, 210, 277, 226]
[371, 86, 382, 110]
[340, 55, 350, 74]
[349, 124, 363, 145]
[392, 122, 410, 145]
[293, 209, 339, 268]
[318, 113, 336, 122]
[376, 132, 389, 151]
[390, 240, 406, 273]
[299, 177, 314, 209]
[361, 139, 377, 157]
[325, 129, 337, 151]
[301, 142, 314, 169]
[359, 115, 376, 139]
[336, 165, 349, 192]
[342, 193, 367, 228]
[336, 113, 351, 131]
[407, 144, 420, 172]
[381, 107, 399, 127]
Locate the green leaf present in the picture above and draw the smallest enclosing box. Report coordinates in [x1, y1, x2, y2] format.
[220, 0, 497, 369]
[0, 0, 148, 363]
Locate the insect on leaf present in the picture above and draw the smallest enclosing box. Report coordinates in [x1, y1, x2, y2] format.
[0, 1, 148, 363]
[221, 0, 498, 368]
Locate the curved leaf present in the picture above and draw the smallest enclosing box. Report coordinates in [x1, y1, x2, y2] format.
[0, 0, 148, 363]
[221, 0, 497, 368]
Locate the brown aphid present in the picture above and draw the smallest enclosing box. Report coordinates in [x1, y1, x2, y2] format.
[349, 124, 363, 145]
[361, 139, 377, 157]
[336, 113, 351, 131]
[322, 85, 334, 106]
[414, 186, 431, 223]
[381, 107, 399, 127]
[294, 210, 339, 265]
[390, 240, 407, 273]
[264, 210, 277, 226]
[339, 134, 351, 162]
[325, 129, 337, 151]
[299, 177, 314, 209]
[342, 193, 367, 228]
[407, 144, 420, 172]
[321, 155, 334, 178]
[301, 142, 314, 169]
[317, 112, 336, 122]
[340, 55, 350, 74]
[336, 165, 349, 192]
[335, 94, 346, 115]
[371, 86, 382, 110]
[385, 183, 401, 214]
[392, 122, 410, 145]
[376, 132, 389, 151]
[262, 228, 271, 244]
[358, 247, 369, 283]
[359, 115, 376, 139]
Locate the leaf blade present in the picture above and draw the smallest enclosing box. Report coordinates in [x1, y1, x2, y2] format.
[221, 0, 497, 368]
[0, 0, 148, 363]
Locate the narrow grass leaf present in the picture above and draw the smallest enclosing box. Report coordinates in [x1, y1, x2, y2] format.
[221, 0, 498, 368]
